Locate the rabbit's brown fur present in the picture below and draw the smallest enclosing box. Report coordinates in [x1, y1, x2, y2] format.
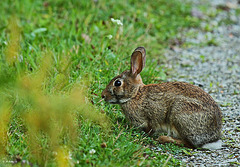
[102, 47, 222, 149]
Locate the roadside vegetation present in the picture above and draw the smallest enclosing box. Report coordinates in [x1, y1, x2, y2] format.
[0, 0, 200, 166]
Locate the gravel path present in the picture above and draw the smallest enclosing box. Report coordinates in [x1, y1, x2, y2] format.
[163, 0, 240, 166]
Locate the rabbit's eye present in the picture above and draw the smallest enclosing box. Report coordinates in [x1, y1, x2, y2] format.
[114, 80, 122, 87]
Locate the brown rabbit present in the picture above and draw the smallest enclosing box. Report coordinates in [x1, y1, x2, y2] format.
[101, 47, 222, 149]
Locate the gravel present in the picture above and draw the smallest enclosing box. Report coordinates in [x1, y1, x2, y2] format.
[161, 0, 240, 166]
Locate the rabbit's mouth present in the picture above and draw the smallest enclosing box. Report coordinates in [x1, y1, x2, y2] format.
[105, 97, 130, 104]
[102, 88, 131, 104]
[108, 99, 118, 104]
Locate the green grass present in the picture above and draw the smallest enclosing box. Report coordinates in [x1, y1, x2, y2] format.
[0, 0, 199, 166]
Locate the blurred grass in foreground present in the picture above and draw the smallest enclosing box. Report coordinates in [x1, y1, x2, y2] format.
[0, 16, 109, 166]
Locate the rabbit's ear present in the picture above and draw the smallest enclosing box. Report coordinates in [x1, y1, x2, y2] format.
[130, 47, 146, 77]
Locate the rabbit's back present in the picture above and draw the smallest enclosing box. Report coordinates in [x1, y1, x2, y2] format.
[146, 82, 218, 107]
[121, 81, 221, 121]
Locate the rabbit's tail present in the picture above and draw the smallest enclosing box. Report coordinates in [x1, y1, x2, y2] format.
[202, 140, 222, 150]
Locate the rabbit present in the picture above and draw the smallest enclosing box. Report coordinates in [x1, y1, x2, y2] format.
[101, 47, 222, 149]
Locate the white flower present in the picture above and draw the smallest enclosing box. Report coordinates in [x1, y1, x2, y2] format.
[107, 35, 113, 39]
[111, 18, 123, 26]
[89, 149, 96, 154]
[68, 151, 72, 160]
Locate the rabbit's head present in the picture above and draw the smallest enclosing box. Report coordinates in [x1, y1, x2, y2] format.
[101, 47, 146, 104]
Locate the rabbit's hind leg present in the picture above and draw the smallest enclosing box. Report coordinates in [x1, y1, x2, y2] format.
[156, 136, 194, 148]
